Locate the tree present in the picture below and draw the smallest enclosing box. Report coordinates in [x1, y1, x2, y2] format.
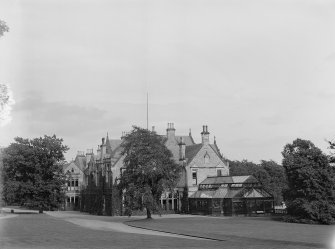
[328, 139, 335, 164]
[2, 135, 69, 211]
[229, 159, 288, 205]
[0, 20, 9, 37]
[229, 159, 259, 176]
[260, 160, 288, 205]
[282, 138, 335, 224]
[0, 21, 12, 127]
[119, 126, 181, 219]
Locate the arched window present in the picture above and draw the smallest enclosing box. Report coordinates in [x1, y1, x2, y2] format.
[204, 152, 210, 164]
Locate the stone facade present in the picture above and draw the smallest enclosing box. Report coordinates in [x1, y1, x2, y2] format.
[79, 123, 229, 214]
[64, 152, 85, 210]
[164, 124, 229, 211]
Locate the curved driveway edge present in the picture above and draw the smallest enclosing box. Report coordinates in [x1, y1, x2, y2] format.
[45, 211, 208, 240]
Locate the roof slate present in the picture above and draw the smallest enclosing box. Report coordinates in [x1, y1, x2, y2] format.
[185, 144, 203, 163]
[199, 175, 258, 185]
[190, 187, 270, 199]
[109, 139, 122, 151]
[175, 135, 195, 146]
[74, 155, 86, 171]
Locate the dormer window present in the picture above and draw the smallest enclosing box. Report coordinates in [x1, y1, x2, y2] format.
[71, 168, 74, 173]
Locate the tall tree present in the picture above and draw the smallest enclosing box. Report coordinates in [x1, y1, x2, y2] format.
[119, 126, 181, 218]
[229, 159, 288, 205]
[260, 160, 288, 205]
[282, 138, 335, 224]
[328, 139, 335, 164]
[2, 135, 69, 211]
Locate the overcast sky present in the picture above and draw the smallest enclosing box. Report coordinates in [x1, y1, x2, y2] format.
[1, 0, 335, 163]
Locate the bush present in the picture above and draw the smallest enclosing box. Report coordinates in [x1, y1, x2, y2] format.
[285, 199, 335, 225]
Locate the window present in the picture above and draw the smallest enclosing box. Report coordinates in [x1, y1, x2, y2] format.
[75, 179, 79, 187]
[217, 169, 222, 176]
[71, 168, 74, 173]
[192, 171, 197, 185]
[204, 153, 210, 164]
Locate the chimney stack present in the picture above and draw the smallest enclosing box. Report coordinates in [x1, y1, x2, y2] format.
[201, 125, 210, 144]
[77, 151, 85, 156]
[166, 122, 176, 140]
[178, 137, 186, 161]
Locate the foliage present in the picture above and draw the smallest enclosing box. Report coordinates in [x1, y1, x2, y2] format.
[0, 20, 9, 37]
[328, 139, 335, 164]
[180, 187, 189, 213]
[80, 172, 122, 216]
[119, 126, 181, 218]
[229, 159, 287, 205]
[0, 84, 15, 126]
[2, 135, 68, 210]
[282, 138, 335, 224]
[260, 160, 288, 205]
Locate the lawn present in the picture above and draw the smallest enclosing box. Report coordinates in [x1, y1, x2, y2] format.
[127, 216, 334, 249]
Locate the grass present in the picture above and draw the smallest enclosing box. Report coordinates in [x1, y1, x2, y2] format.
[2, 212, 334, 249]
[126, 216, 334, 248]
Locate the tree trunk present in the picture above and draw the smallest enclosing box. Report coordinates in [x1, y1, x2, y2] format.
[146, 208, 152, 219]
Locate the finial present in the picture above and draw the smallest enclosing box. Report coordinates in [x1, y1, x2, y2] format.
[189, 128, 192, 136]
[214, 136, 216, 144]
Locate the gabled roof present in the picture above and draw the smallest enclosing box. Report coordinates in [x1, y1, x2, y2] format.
[111, 144, 123, 159]
[109, 139, 122, 151]
[209, 144, 223, 159]
[63, 161, 83, 174]
[74, 155, 86, 171]
[185, 144, 203, 163]
[199, 175, 258, 185]
[175, 135, 195, 146]
[244, 189, 266, 198]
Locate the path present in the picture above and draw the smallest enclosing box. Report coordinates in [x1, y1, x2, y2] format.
[46, 211, 208, 240]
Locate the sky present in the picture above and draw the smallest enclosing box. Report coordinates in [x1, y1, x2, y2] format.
[0, 0, 335, 163]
